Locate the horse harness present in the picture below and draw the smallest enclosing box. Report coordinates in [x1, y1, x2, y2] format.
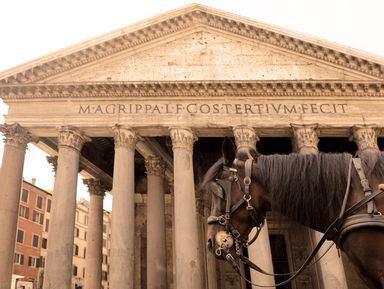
[207, 155, 384, 287]
[207, 158, 265, 256]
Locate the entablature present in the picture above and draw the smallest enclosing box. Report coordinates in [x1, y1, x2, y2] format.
[1, 80, 384, 99]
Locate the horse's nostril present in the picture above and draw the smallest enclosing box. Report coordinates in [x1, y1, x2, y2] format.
[207, 238, 214, 251]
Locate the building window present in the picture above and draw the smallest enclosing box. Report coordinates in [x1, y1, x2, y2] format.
[19, 205, 29, 219]
[32, 211, 44, 224]
[84, 231, 87, 240]
[73, 244, 79, 256]
[21, 189, 29, 203]
[40, 256, 45, 268]
[102, 271, 108, 281]
[74, 227, 80, 238]
[84, 215, 88, 225]
[83, 248, 86, 258]
[45, 219, 50, 232]
[16, 229, 24, 244]
[83, 268, 85, 278]
[46, 198, 52, 213]
[102, 254, 108, 264]
[73, 265, 78, 276]
[42, 238, 48, 249]
[75, 210, 79, 221]
[36, 195, 44, 209]
[102, 238, 107, 248]
[14, 253, 24, 265]
[103, 224, 107, 233]
[28, 256, 39, 267]
[32, 234, 40, 248]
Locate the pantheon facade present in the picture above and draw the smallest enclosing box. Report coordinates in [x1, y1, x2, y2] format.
[0, 4, 383, 289]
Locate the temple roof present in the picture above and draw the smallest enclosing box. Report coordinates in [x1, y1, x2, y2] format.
[0, 3, 383, 86]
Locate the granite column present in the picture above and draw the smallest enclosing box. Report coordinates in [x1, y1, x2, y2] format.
[109, 126, 137, 289]
[145, 156, 167, 289]
[169, 127, 203, 289]
[0, 123, 37, 289]
[44, 126, 90, 289]
[291, 123, 348, 289]
[83, 178, 109, 289]
[233, 126, 275, 289]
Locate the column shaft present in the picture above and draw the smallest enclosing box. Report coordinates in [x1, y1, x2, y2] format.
[170, 128, 203, 289]
[146, 157, 167, 289]
[44, 127, 89, 289]
[291, 124, 348, 289]
[0, 124, 36, 289]
[83, 179, 107, 289]
[233, 126, 275, 288]
[109, 126, 136, 289]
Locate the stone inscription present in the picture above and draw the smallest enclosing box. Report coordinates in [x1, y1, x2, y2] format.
[79, 103, 348, 115]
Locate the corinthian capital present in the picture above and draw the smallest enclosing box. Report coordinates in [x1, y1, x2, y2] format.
[83, 178, 110, 197]
[169, 127, 197, 152]
[46, 156, 58, 173]
[351, 125, 379, 152]
[145, 156, 165, 177]
[0, 123, 38, 148]
[58, 126, 90, 151]
[233, 126, 259, 149]
[112, 125, 137, 149]
[291, 123, 319, 154]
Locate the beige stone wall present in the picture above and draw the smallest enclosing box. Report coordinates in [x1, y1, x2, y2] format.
[46, 31, 359, 83]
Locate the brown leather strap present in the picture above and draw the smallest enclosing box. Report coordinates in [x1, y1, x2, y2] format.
[352, 158, 378, 214]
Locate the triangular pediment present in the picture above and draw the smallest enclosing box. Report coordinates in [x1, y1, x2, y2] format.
[0, 4, 383, 85]
[43, 29, 365, 82]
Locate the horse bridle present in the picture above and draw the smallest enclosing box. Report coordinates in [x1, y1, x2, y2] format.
[207, 157, 265, 257]
[207, 154, 384, 287]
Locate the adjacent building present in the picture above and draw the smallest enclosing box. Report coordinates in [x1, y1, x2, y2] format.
[12, 181, 111, 289]
[12, 179, 51, 289]
[71, 198, 111, 289]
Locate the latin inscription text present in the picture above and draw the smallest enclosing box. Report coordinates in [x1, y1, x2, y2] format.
[78, 103, 348, 115]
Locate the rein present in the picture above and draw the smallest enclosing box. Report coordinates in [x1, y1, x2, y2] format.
[207, 155, 384, 287]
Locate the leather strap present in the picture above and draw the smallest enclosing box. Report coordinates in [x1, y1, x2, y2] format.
[352, 158, 378, 214]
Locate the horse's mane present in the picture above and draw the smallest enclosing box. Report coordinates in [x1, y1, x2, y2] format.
[201, 150, 384, 231]
[258, 151, 384, 230]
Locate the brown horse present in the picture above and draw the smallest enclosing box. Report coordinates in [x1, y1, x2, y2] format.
[202, 138, 384, 289]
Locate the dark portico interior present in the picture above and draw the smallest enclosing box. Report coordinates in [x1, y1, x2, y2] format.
[38, 135, 375, 194]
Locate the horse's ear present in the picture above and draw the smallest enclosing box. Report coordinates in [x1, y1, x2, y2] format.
[222, 137, 237, 166]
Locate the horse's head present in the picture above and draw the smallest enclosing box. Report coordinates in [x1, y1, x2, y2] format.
[202, 137, 270, 260]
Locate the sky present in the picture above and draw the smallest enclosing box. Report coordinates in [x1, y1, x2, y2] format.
[1, 0, 384, 210]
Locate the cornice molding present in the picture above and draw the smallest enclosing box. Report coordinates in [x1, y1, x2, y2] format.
[0, 7, 383, 85]
[1, 81, 384, 99]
